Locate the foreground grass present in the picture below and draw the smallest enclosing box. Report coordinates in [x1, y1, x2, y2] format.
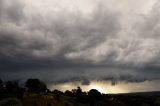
[0, 92, 160, 106]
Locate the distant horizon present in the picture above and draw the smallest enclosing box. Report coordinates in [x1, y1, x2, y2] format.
[1, 78, 160, 94]
[48, 80, 160, 94]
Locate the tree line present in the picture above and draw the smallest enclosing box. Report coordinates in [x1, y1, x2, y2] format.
[0, 78, 104, 105]
[0, 78, 159, 106]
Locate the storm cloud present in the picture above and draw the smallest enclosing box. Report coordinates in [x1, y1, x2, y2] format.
[0, 0, 160, 90]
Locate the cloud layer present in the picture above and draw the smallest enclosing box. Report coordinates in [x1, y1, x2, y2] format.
[0, 0, 160, 88]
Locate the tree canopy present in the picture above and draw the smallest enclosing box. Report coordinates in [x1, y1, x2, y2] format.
[25, 79, 47, 93]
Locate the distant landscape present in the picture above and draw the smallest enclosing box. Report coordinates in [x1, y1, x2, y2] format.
[0, 78, 160, 106]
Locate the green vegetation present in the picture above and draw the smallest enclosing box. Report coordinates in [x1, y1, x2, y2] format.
[0, 78, 159, 106]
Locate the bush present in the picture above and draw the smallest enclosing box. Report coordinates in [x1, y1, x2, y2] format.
[0, 98, 22, 106]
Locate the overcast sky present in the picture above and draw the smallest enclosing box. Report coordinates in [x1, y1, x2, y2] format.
[0, 0, 160, 93]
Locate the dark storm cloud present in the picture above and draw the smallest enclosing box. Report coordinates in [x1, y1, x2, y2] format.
[52, 76, 90, 86]
[0, 0, 160, 86]
[0, 1, 121, 67]
[51, 73, 149, 86]
[101, 75, 148, 86]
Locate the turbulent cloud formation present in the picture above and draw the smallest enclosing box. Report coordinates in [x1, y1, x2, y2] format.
[0, 0, 120, 64]
[0, 0, 160, 91]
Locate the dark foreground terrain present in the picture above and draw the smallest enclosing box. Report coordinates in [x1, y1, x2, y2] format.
[0, 78, 160, 106]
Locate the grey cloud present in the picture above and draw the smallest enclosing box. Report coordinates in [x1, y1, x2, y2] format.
[0, 0, 25, 24]
[81, 79, 90, 85]
[1, 66, 159, 86]
[53, 77, 90, 86]
[130, 1, 160, 66]
[0, 2, 121, 65]
[100, 75, 148, 86]
[135, 1, 160, 39]
[0, 0, 160, 88]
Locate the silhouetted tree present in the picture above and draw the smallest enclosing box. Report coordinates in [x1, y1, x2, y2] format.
[6, 81, 19, 92]
[52, 89, 63, 101]
[71, 88, 77, 95]
[25, 79, 47, 93]
[88, 89, 101, 99]
[65, 90, 73, 96]
[71, 87, 88, 104]
[76, 87, 82, 94]
[75, 87, 83, 101]
[5, 81, 24, 99]
[46, 89, 51, 93]
[0, 79, 5, 100]
[0, 79, 3, 88]
[88, 89, 102, 106]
